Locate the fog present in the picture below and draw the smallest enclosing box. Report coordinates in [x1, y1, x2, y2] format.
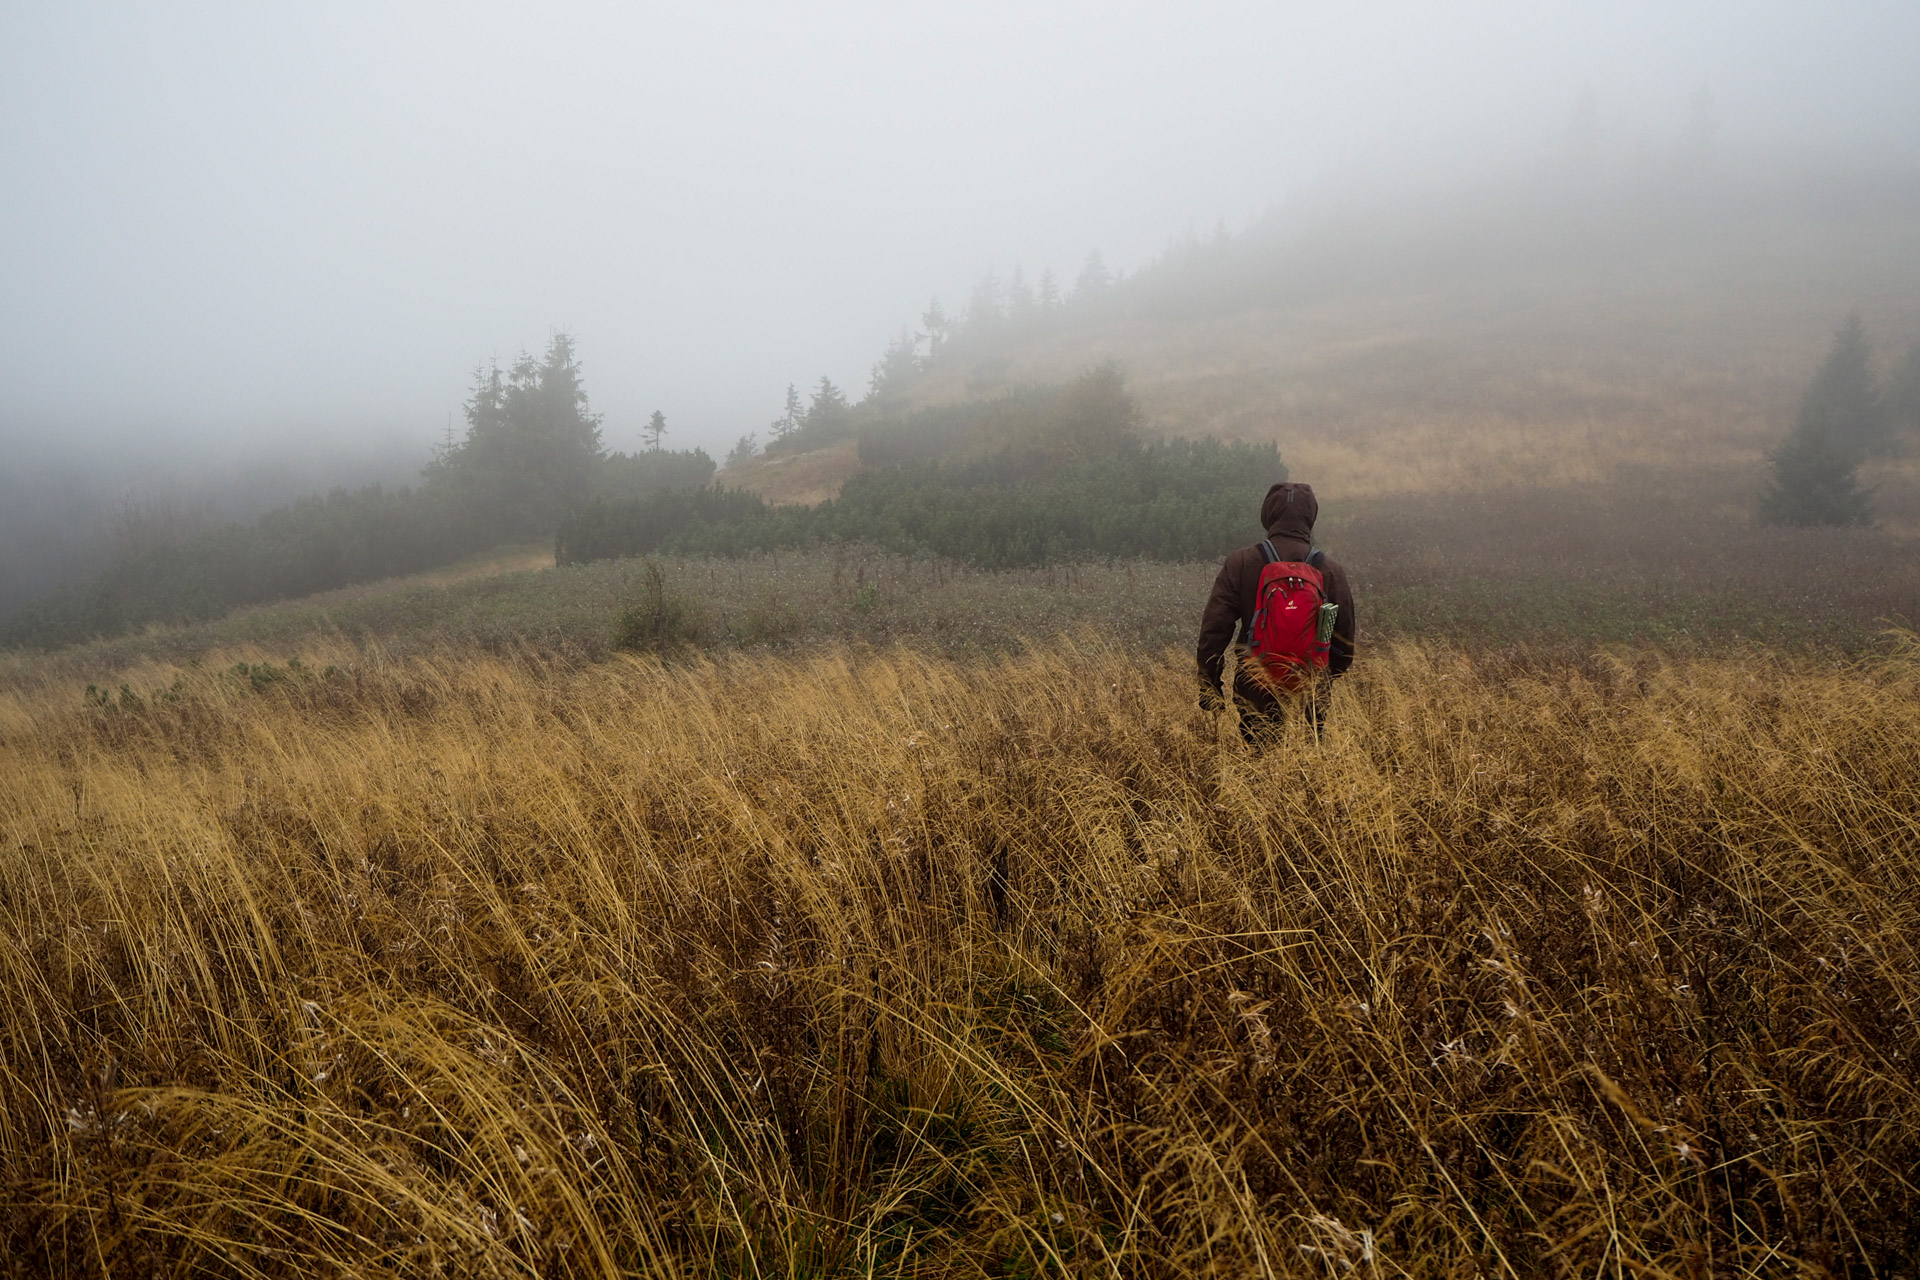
[5, 2, 1916, 463]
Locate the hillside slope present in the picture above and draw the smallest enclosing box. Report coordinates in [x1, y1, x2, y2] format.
[732, 165, 1920, 530]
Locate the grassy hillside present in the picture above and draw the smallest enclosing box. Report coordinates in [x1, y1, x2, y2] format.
[728, 168, 1920, 530]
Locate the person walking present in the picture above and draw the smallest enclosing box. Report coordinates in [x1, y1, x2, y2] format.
[1197, 481, 1357, 742]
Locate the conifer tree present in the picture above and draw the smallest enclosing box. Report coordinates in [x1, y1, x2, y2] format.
[1759, 315, 1879, 527]
[920, 298, 950, 359]
[1073, 250, 1111, 301]
[769, 383, 803, 441]
[1007, 266, 1035, 324]
[868, 329, 921, 404]
[430, 332, 604, 538]
[645, 409, 668, 452]
[965, 271, 1003, 338]
[1800, 314, 1887, 458]
[806, 377, 849, 431]
[1037, 267, 1061, 311]
[1760, 427, 1873, 527]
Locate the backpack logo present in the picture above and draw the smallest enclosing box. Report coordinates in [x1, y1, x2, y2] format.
[1247, 541, 1335, 693]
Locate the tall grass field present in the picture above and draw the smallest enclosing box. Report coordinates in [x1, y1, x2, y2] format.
[4, 633, 1917, 1276]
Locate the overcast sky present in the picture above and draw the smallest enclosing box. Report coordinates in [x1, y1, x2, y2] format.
[3, 0, 1917, 463]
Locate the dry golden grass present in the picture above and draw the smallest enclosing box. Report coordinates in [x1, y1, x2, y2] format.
[3, 635, 1919, 1276]
[724, 440, 866, 507]
[404, 544, 558, 589]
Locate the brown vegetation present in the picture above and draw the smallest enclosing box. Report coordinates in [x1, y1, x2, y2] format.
[723, 439, 865, 507]
[4, 633, 1918, 1275]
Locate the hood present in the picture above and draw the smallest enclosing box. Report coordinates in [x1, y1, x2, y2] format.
[1261, 482, 1318, 542]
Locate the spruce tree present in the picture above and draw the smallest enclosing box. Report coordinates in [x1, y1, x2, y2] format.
[1759, 315, 1878, 526]
[1037, 268, 1061, 311]
[1799, 314, 1887, 458]
[431, 332, 604, 539]
[769, 383, 803, 441]
[867, 329, 920, 404]
[806, 377, 849, 430]
[1759, 426, 1874, 527]
[919, 298, 950, 359]
[1007, 266, 1035, 325]
[1073, 250, 1111, 301]
[964, 271, 1003, 339]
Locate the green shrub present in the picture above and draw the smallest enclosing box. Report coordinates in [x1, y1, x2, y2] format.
[612, 561, 705, 652]
[557, 436, 1283, 570]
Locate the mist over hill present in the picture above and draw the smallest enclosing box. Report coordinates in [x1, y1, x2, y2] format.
[830, 156, 1920, 520]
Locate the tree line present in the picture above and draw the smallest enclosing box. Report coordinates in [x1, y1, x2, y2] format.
[2, 335, 713, 649]
[720, 250, 1129, 467]
[559, 366, 1284, 570]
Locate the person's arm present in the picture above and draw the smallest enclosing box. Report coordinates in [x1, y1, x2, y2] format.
[1326, 558, 1358, 676]
[1196, 556, 1243, 705]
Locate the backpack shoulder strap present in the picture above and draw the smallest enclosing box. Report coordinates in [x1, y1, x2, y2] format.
[1307, 547, 1326, 571]
[1258, 540, 1278, 564]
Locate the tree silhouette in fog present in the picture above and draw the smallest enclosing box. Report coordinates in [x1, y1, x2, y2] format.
[867, 330, 921, 404]
[919, 298, 950, 359]
[965, 271, 1004, 337]
[1037, 267, 1061, 311]
[433, 332, 604, 540]
[1007, 266, 1035, 325]
[806, 377, 849, 431]
[1073, 250, 1112, 301]
[769, 383, 803, 442]
[1759, 315, 1879, 527]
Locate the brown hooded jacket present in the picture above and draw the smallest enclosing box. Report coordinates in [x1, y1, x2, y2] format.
[1196, 482, 1357, 710]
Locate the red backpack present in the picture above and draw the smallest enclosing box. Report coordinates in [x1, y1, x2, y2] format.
[1247, 541, 1334, 693]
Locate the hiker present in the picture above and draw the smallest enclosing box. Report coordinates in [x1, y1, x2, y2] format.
[1197, 481, 1357, 741]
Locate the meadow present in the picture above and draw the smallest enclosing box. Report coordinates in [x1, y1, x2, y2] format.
[6, 172, 1919, 1276]
[4, 624, 1918, 1276]
[9, 467, 1915, 685]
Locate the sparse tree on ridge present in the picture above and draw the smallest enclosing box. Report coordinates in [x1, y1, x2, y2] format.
[1759, 315, 1880, 527]
[726, 432, 758, 467]
[920, 298, 950, 360]
[806, 376, 849, 431]
[868, 329, 921, 404]
[645, 409, 668, 452]
[1037, 267, 1061, 311]
[965, 271, 1003, 338]
[1073, 250, 1112, 301]
[769, 383, 804, 441]
[1007, 266, 1035, 325]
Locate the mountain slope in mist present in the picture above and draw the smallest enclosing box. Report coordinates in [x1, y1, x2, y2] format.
[742, 160, 1920, 531]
